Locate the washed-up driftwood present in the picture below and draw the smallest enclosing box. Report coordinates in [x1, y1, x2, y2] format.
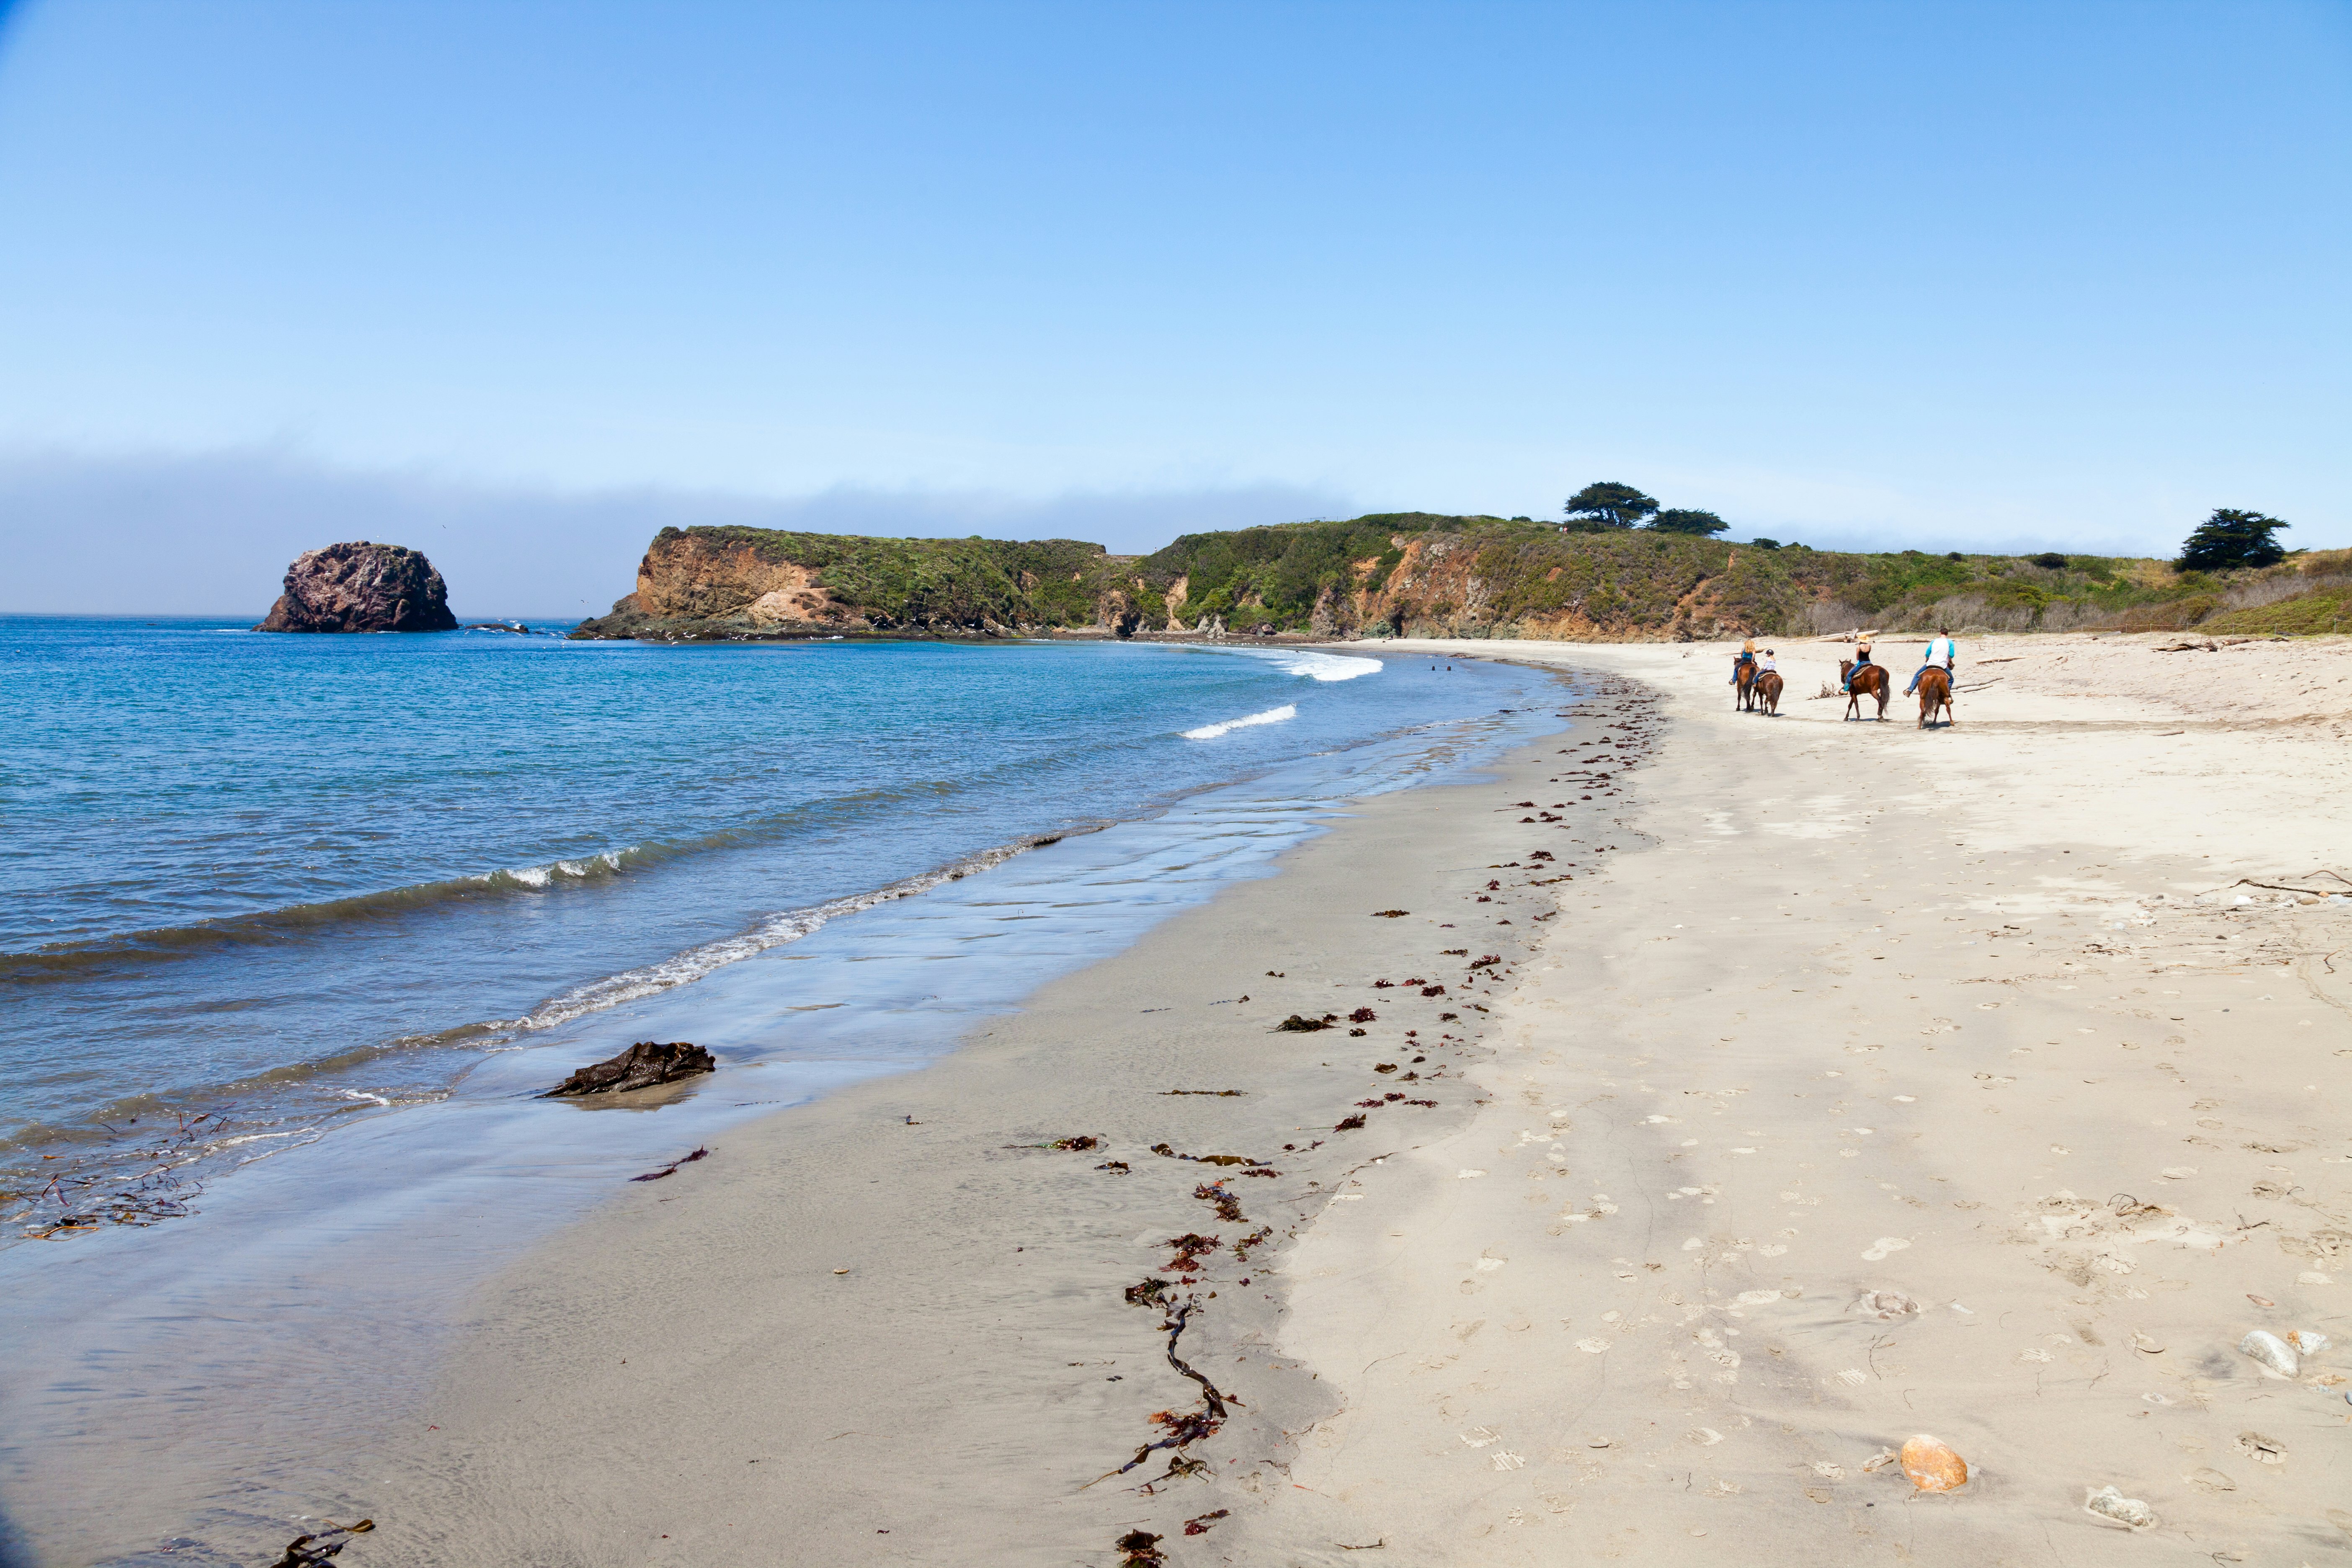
[272, 1519, 374, 1567]
[543, 1041, 715, 1097]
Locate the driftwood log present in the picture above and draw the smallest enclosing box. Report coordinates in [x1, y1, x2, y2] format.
[544, 1041, 716, 1097]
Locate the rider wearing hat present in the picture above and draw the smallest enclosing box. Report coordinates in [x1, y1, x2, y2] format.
[1843, 630, 1876, 691]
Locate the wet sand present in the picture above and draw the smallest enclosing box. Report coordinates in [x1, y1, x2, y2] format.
[367, 632, 2352, 1566]
[362, 666, 1621, 1565]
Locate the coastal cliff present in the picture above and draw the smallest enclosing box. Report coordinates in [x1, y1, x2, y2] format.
[572, 518, 2349, 643]
[256, 541, 457, 633]
[571, 527, 1150, 640]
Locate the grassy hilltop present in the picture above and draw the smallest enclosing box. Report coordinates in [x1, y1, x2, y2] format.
[572, 515, 2351, 641]
[1127, 513, 2350, 640]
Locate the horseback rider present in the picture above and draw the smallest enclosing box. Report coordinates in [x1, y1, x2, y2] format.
[1904, 627, 1958, 695]
[1756, 647, 1777, 676]
[1843, 631, 1876, 691]
[1731, 635, 1758, 686]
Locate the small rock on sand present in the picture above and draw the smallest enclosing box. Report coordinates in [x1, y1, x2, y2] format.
[2084, 1485, 2156, 1529]
[544, 1041, 717, 1097]
[1898, 1435, 1968, 1492]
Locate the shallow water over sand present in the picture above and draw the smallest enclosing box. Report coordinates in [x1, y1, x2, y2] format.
[0, 625, 1570, 1565]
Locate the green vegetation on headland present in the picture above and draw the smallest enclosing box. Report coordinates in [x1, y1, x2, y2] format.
[570, 513, 2351, 643]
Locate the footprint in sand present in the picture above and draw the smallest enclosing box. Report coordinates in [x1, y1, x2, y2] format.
[1860, 1237, 1911, 1261]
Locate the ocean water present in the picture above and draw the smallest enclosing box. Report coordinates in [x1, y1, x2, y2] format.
[0, 620, 1564, 1230]
[0, 617, 1568, 1563]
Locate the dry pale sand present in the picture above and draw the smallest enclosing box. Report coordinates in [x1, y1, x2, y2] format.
[367, 632, 2352, 1568]
[1251, 631, 2352, 1564]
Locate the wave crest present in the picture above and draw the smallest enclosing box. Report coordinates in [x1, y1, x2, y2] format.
[1266, 650, 1382, 681]
[1182, 704, 1297, 740]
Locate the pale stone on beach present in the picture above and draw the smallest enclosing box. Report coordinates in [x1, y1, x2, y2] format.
[2239, 1329, 2299, 1377]
[2084, 1485, 2156, 1529]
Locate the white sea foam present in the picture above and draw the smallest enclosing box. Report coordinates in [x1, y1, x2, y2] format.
[1181, 704, 1297, 740]
[501, 837, 1048, 1033]
[1265, 650, 1383, 681]
[1198, 646, 1382, 681]
[496, 848, 629, 891]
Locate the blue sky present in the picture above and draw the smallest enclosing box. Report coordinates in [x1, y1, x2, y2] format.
[0, 0, 2345, 614]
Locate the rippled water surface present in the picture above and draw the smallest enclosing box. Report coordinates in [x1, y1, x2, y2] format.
[0, 617, 1576, 1565]
[0, 620, 1553, 1225]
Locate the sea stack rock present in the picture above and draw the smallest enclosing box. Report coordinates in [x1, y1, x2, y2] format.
[255, 542, 458, 633]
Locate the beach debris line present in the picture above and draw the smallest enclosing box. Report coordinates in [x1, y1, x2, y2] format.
[542, 1040, 714, 1097]
[270, 1519, 374, 1568]
[18, 1106, 219, 1238]
[1149, 1143, 1267, 1168]
[1005, 1135, 1101, 1151]
[1163, 1233, 1222, 1273]
[630, 1146, 712, 1182]
[1278, 1014, 1340, 1032]
[1369, 909, 1410, 918]
[1195, 1183, 1244, 1222]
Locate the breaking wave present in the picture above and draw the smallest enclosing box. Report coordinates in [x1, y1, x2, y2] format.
[498, 833, 1065, 1032]
[1181, 704, 1297, 740]
[1269, 650, 1382, 681]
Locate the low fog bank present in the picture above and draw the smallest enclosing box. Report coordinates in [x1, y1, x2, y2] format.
[0, 450, 1352, 619]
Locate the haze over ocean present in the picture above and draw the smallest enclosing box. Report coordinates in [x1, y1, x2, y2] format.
[0, 0, 2345, 614]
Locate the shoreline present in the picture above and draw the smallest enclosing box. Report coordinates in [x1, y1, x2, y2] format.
[0, 635, 1455, 1242]
[0, 648, 1571, 1568]
[15, 628, 2349, 1565]
[376, 630, 2351, 1565]
[346, 663, 1618, 1565]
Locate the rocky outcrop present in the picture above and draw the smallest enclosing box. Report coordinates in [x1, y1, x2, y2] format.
[572, 526, 1162, 641]
[255, 542, 457, 633]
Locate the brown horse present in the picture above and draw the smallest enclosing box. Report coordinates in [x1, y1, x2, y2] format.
[1733, 658, 1757, 710]
[1840, 660, 1890, 721]
[1916, 664, 1954, 728]
[1755, 669, 1783, 715]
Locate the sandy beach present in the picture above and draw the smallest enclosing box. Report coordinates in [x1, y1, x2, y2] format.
[367, 631, 2352, 1566]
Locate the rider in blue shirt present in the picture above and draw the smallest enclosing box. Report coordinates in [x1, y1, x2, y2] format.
[1905, 629, 1958, 695]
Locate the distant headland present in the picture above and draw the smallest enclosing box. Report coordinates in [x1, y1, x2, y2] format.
[566, 515, 2348, 644]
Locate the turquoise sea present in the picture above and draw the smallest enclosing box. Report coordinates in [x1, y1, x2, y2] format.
[0, 617, 1567, 1565]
